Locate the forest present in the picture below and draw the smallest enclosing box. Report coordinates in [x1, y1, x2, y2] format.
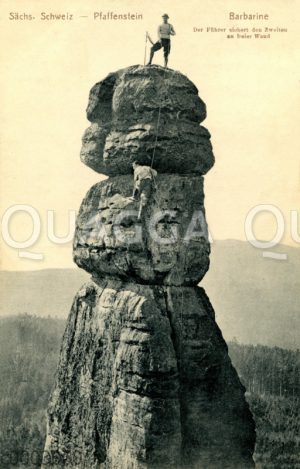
[0, 314, 299, 468]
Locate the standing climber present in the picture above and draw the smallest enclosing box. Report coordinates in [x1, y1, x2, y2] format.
[130, 162, 157, 220]
[147, 14, 176, 68]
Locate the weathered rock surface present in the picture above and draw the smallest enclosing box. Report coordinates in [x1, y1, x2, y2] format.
[86, 66, 206, 125]
[73, 174, 210, 285]
[43, 65, 256, 469]
[43, 278, 255, 469]
[80, 65, 214, 176]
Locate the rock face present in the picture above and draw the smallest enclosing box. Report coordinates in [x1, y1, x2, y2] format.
[43, 65, 255, 469]
[73, 174, 210, 285]
[80, 65, 214, 176]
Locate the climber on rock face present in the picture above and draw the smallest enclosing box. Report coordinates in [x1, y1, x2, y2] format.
[147, 14, 176, 68]
[130, 162, 157, 220]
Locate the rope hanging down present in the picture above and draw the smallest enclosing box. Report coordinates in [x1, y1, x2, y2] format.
[142, 31, 170, 168]
[150, 65, 168, 168]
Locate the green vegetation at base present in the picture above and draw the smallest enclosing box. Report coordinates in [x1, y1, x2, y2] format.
[0, 315, 299, 468]
[228, 341, 300, 469]
[0, 315, 65, 468]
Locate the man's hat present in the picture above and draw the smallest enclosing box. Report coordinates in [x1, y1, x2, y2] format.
[162, 13, 169, 18]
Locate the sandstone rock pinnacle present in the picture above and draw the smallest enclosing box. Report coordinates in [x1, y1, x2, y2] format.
[42, 64, 256, 469]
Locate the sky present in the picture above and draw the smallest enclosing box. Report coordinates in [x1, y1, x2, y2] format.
[0, 0, 299, 270]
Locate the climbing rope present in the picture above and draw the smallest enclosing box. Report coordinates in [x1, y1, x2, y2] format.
[141, 29, 173, 169]
[150, 65, 169, 168]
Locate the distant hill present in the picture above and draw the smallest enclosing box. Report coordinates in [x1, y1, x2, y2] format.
[0, 240, 299, 349]
[0, 268, 89, 318]
[202, 240, 300, 350]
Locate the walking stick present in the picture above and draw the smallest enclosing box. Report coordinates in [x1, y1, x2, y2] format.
[143, 31, 148, 65]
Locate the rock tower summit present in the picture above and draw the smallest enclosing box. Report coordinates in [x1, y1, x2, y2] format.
[43, 65, 256, 469]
